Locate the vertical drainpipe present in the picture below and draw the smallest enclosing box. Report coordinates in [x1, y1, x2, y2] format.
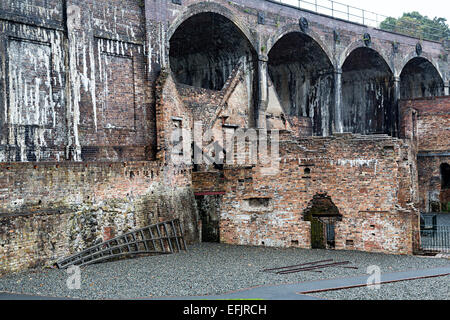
[144, 0, 168, 160]
[333, 68, 343, 134]
[257, 54, 269, 129]
[445, 80, 450, 96]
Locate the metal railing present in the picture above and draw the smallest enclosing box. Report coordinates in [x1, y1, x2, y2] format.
[270, 0, 450, 42]
[420, 226, 450, 253]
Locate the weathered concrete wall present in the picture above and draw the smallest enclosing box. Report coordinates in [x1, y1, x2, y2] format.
[0, 162, 199, 275]
[193, 133, 420, 255]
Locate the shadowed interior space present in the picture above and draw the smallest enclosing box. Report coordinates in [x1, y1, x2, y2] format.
[342, 47, 396, 136]
[268, 32, 334, 136]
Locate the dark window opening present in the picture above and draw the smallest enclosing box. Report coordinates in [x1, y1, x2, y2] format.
[441, 163, 450, 189]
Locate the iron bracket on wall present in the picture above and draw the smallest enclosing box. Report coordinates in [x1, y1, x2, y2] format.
[299, 17, 309, 32]
[258, 12, 265, 25]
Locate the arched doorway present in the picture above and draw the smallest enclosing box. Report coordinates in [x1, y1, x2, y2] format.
[341, 47, 395, 136]
[304, 194, 342, 249]
[400, 57, 444, 99]
[268, 32, 334, 136]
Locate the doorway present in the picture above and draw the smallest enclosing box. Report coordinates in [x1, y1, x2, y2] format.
[304, 194, 342, 249]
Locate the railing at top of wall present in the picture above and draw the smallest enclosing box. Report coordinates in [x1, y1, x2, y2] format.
[268, 0, 450, 42]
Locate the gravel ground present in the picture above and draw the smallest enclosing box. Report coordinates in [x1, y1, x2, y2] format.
[0, 243, 449, 300]
[312, 276, 450, 300]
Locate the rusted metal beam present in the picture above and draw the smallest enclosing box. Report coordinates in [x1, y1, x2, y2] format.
[277, 261, 351, 274]
[262, 259, 334, 273]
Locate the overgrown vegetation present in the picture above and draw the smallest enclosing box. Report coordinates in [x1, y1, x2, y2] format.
[380, 12, 450, 42]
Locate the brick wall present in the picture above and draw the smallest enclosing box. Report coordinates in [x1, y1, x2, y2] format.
[0, 162, 199, 275]
[400, 97, 450, 152]
[194, 133, 419, 255]
[400, 96, 450, 212]
[0, 0, 153, 162]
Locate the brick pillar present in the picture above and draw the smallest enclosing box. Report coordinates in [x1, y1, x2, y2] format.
[144, 0, 169, 82]
[333, 68, 343, 134]
[394, 76, 401, 100]
[257, 55, 269, 129]
[394, 76, 402, 136]
[65, 2, 87, 161]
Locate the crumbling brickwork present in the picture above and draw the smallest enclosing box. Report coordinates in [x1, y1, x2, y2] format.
[400, 96, 450, 212]
[192, 134, 419, 255]
[0, 161, 199, 274]
[0, 0, 449, 274]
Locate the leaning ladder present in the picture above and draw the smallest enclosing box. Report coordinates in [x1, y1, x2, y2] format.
[56, 219, 187, 269]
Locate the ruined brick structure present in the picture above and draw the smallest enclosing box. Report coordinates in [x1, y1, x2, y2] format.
[400, 97, 450, 213]
[0, 0, 449, 274]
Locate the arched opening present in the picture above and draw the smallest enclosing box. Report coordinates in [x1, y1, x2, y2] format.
[400, 57, 444, 99]
[169, 12, 257, 91]
[304, 194, 342, 249]
[341, 47, 396, 136]
[268, 32, 334, 136]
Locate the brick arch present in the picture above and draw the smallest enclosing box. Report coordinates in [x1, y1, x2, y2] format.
[398, 52, 444, 81]
[339, 40, 394, 74]
[167, 1, 258, 54]
[267, 23, 335, 68]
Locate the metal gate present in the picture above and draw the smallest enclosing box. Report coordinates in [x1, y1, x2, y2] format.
[310, 218, 326, 249]
[421, 226, 450, 253]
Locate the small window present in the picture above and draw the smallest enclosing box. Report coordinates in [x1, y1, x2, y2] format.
[243, 198, 273, 212]
[248, 198, 270, 208]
